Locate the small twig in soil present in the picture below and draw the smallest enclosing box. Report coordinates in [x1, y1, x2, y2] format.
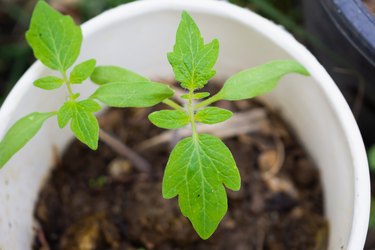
[99, 128, 151, 172]
[136, 108, 268, 151]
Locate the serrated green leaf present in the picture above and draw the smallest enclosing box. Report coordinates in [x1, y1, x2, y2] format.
[34, 76, 64, 90]
[70, 105, 99, 150]
[79, 99, 101, 112]
[181, 92, 210, 100]
[195, 107, 232, 125]
[167, 11, 219, 90]
[91, 81, 174, 108]
[90, 66, 148, 85]
[57, 101, 75, 128]
[163, 134, 240, 239]
[368, 146, 375, 172]
[217, 60, 310, 101]
[57, 100, 99, 149]
[57, 99, 100, 129]
[0, 112, 55, 168]
[25, 1, 82, 71]
[70, 59, 96, 84]
[193, 92, 210, 99]
[148, 110, 189, 129]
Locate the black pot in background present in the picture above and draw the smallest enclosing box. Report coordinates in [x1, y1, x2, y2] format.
[302, 0, 375, 147]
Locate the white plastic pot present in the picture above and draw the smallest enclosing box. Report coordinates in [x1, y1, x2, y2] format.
[0, 0, 370, 249]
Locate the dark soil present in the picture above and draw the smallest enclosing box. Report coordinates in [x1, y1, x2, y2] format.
[33, 88, 328, 250]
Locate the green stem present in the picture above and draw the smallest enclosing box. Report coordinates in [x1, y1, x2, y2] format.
[61, 71, 75, 99]
[194, 92, 222, 109]
[162, 98, 185, 112]
[187, 90, 198, 140]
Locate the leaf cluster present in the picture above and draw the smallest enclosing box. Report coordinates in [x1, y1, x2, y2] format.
[149, 11, 309, 239]
[0, 1, 173, 167]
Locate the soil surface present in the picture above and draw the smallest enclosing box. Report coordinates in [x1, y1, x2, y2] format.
[33, 86, 328, 250]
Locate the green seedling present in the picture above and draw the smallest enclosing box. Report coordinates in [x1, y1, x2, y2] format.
[92, 12, 309, 238]
[0, 1, 173, 167]
[0, 1, 310, 240]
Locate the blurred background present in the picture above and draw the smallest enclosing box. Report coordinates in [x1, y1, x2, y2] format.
[0, 0, 374, 248]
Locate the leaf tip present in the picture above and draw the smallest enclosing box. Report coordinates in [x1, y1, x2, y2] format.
[193, 221, 218, 240]
[35, 0, 48, 8]
[211, 38, 219, 47]
[230, 181, 241, 192]
[147, 112, 156, 123]
[33, 0, 55, 17]
[300, 65, 310, 76]
[224, 166, 241, 191]
[88, 143, 98, 151]
[161, 185, 176, 199]
[180, 10, 196, 27]
[166, 86, 175, 96]
[289, 60, 310, 76]
[181, 10, 190, 18]
[24, 29, 31, 43]
[84, 135, 98, 151]
[197, 231, 213, 240]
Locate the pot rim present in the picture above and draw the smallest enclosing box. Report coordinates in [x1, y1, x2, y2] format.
[0, 0, 369, 249]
